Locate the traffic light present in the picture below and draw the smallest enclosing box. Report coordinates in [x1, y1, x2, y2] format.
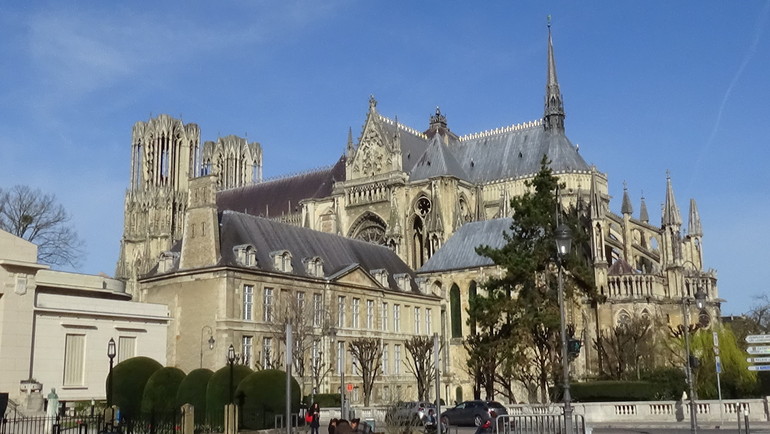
[567, 338, 582, 357]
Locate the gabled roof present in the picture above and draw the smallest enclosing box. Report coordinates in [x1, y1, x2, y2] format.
[409, 134, 469, 182]
[217, 157, 346, 217]
[418, 218, 512, 273]
[217, 211, 421, 293]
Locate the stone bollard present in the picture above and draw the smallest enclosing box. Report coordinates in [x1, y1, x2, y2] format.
[181, 404, 195, 434]
[224, 403, 239, 434]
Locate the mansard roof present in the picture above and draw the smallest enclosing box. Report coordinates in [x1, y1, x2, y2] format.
[418, 218, 512, 273]
[218, 211, 420, 292]
[216, 156, 346, 217]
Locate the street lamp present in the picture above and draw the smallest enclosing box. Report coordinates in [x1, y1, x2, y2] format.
[200, 326, 216, 368]
[554, 224, 573, 434]
[107, 338, 116, 407]
[227, 344, 236, 404]
[683, 285, 707, 434]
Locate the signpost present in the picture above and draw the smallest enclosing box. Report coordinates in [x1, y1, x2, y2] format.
[748, 357, 770, 364]
[746, 334, 770, 344]
[748, 365, 770, 371]
[747, 346, 770, 355]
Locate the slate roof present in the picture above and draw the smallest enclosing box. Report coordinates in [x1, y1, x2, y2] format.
[217, 211, 421, 293]
[418, 218, 513, 273]
[378, 119, 430, 173]
[409, 134, 469, 182]
[217, 157, 346, 217]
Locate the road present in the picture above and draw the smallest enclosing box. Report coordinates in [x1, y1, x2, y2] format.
[447, 425, 770, 434]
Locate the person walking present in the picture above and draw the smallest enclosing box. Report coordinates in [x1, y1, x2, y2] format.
[309, 402, 321, 434]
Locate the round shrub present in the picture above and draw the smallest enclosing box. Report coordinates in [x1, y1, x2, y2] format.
[108, 356, 163, 419]
[176, 368, 214, 423]
[237, 369, 300, 430]
[141, 367, 186, 413]
[206, 365, 253, 426]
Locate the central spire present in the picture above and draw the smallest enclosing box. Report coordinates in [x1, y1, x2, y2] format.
[544, 18, 566, 133]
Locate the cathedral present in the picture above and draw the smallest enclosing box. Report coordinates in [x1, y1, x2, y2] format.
[115, 27, 719, 404]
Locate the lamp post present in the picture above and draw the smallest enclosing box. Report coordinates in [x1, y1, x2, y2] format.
[227, 344, 236, 404]
[683, 286, 707, 434]
[200, 326, 216, 368]
[107, 338, 116, 407]
[554, 224, 573, 434]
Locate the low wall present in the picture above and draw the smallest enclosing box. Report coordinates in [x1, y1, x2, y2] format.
[326, 398, 770, 426]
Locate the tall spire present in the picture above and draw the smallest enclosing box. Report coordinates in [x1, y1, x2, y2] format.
[662, 172, 682, 227]
[639, 192, 650, 223]
[688, 198, 703, 237]
[346, 127, 354, 158]
[543, 17, 565, 133]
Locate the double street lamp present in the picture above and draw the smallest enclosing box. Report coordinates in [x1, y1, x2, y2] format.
[555, 224, 573, 434]
[107, 338, 116, 407]
[683, 285, 707, 434]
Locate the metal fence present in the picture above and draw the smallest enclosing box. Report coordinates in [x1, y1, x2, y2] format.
[495, 413, 587, 434]
[1, 414, 105, 434]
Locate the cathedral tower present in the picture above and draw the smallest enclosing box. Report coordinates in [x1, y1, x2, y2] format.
[116, 114, 200, 295]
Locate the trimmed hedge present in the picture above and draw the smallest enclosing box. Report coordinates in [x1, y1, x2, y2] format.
[141, 367, 186, 413]
[176, 368, 214, 423]
[206, 365, 253, 426]
[237, 369, 301, 430]
[109, 356, 163, 418]
[304, 393, 340, 407]
[571, 381, 657, 402]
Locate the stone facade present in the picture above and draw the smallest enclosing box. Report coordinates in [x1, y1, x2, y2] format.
[0, 229, 169, 409]
[116, 27, 720, 405]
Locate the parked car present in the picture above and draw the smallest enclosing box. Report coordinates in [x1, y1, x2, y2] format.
[440, 400, 508, 427]
[385, 401, 436, 425]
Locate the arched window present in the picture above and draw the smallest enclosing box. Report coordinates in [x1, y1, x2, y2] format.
[450, 284, 462, 338]
[617, 310, 631, 326]
[469, 281, 478, 335]
[413, 217, 425, 268]
[349, 212, 387, 245]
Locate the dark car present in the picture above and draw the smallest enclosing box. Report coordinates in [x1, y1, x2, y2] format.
[440, 400, 508, 427]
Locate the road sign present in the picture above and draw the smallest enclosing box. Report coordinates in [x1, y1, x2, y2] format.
[746, 334, 770, 344]
[748, 365, 770, 371]
[347, 383, 353, 392]
[713, 331, 720, 347]
[715, 355, 722, 374]
[748, 356, 770, 364]
[747, 346, 770, 355]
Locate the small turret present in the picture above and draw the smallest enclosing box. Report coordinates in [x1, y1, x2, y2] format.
[688, 198, 703, 237]
[621, 182, 633, 216]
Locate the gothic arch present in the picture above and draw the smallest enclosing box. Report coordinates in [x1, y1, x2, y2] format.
[469, 281, 478, 335]
[348, 212, 387, 245]
[616, 309, 631, 326]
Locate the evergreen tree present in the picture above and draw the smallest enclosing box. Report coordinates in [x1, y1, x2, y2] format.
[470, 156, 594, 402]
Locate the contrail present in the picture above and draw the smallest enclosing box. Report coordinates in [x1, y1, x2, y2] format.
[690, 0, 770, 190]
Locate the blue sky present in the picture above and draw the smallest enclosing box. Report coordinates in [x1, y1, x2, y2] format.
[1, 1, 768, 316]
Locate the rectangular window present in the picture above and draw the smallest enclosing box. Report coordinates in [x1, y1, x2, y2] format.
[337, 296, 346, 327]
[296, 291, 305, 312]
[63, 334, 85, 386]
[311, 339, 320, 369]
[352, 298, 360, 329]
[313, 293, 323, 327]
[382, 302, 388, 331]
[263, 287, 274, 322]
[337, 341, 345, 375]
[394, 304, 401, 332]
[414, 307, 421, 334]
[262, 337, 273, 368]
[426, 308, 432, 335]
[366, 300, 374, 329]
[242, 336, 253, 366]
[117, 336, 136, 364]
[243, 285, 254, 321]
[394, 344, 401, 375]
[382, 344, 389, 375]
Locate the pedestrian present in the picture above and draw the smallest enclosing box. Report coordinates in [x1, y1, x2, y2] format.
[309, 402, 321, 434]
[328, 418, 338, 434]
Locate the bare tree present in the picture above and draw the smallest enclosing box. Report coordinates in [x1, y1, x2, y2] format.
[594, 313, 659, 380]
[349, 337, 382, 406]
[404, 336, 439, 401]
[0, 185, 84, 268]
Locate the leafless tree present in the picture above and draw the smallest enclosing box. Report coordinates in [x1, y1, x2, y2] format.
[404, 336, 439, 401]
[348, 337, 382, 406]
[0, 185, 84, 268]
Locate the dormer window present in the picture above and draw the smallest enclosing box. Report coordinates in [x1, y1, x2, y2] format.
[158, 252, 179, 273]
[302, 256, 324, 278]
[416, 277, 428, 294]
[270, 250, 293, 273]
[393, 273, 411, 292]
[234, 244, 257, 267]
[370, 269, 389, 287]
